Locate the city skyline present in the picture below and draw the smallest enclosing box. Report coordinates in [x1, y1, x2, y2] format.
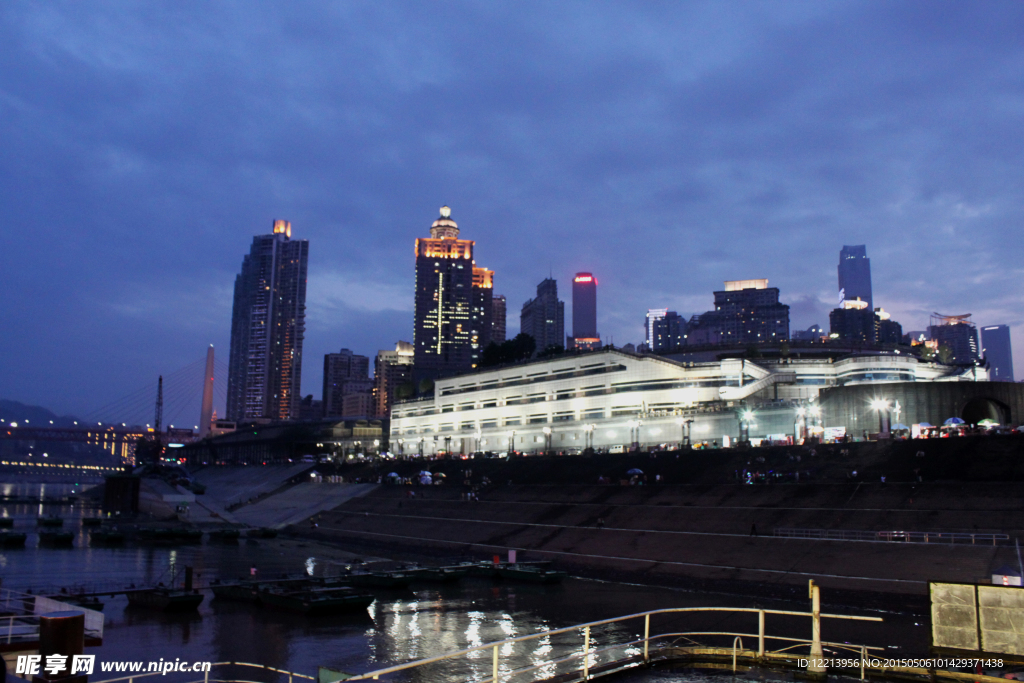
[2, 3, 1023, 416]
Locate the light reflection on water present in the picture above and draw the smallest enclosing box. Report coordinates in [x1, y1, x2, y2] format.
[0, 481, 924, 683]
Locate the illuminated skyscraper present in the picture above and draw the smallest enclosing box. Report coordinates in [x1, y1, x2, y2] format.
[226, 220, 309, 421]
[838, 245, 873, 310]
[413, 206, 493, 380]
[568, 273, 599, 350]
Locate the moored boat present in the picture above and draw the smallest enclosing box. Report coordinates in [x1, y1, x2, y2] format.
[127, 588, 204, 612]
[82, 518, 102, 527]
[37, 516, 63, 528]
[403, 565, 468, 582]
[259, 586, 374, 616]
[0, 518, 14, 528]
[495, 563, 566, 584]
[0, 532, 27, 548]
[207, 528, 241, 541]
[137, 528, 203, 544]
[89, 529, 125, 545]
[342, 571, 411, 589]
[210, 581, 261, 603]
[38, 531, 74, 547]
[127, 566, 203, 612]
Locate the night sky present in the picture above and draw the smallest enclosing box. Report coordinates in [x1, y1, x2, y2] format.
[2, 2, 1022, 422]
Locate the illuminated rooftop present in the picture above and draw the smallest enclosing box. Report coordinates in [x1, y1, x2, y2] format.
[724, 279, 768, 291]
[430, 205, 460, 238]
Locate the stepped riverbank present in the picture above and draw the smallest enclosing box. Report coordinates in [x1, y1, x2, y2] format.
[299, 435, 1024, 611]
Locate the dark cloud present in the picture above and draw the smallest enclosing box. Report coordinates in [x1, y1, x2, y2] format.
[1, 1, 1023, 416]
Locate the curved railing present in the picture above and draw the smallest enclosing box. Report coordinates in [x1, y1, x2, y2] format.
[341, 605, 882, 682]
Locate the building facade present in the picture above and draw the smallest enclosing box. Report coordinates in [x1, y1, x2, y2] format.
[413, 206, 493, 380]
[520, 278, 565, 353]
[390, 347, 984, 455]
[491, 295, 507, 344]
[791, 324, 824, 342]
[323, 348, 372, 418]
[687, 280, 789, 345]
[373, 341, 415, 418]
[829, 299, 874, 344]
[928, 313, 980, 364]
[838, 245, 873, 310]
[226, 220, 309, 422]
[874, 309, 903, 345]
[981, 324, 1014, 381]
[646, 309, 686, 351]
[568, 273, 599, 350]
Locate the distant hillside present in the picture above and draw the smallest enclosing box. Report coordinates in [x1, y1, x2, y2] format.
[0, 400, 79, 427]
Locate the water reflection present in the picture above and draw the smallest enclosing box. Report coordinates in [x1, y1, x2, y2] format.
[0, 481, 925, 683]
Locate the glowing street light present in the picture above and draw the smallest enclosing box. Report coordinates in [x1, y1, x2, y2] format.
[740, 410, 756, 443]
[582, 424, 595, 450]
[870, 398, 891, 439]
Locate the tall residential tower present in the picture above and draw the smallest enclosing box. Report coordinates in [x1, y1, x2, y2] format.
[520, 278, 564, 352]
[413, 207, 493, 380]
[226, 220, 309, 421]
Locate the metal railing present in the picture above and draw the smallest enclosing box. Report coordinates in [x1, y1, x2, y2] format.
[338, 605, 882, 682]
[0, 588, 104, 645]
[775, 527, 1009, 546]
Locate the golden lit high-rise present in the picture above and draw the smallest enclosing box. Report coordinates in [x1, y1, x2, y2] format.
[413, 206, 493, 381]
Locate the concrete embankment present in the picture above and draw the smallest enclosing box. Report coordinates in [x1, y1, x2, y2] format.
[303, 436, 1024, 607]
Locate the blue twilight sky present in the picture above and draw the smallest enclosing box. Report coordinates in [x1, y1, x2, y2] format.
[1, 1, 1022, 422]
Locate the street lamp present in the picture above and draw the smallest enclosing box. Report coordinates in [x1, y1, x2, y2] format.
[443, 435, 451, 457]
[870, 398, 891, 439]
[796, 406, 808, 443]
[506, 430, 516, 456]
[741, 410, 756, 444]
[583, 424, 595, 450]
[542, 426, 552, 455]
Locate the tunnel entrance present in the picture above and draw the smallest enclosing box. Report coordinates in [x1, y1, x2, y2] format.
[961, 397, 1009, 425]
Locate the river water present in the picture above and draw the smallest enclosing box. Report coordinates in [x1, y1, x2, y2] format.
[0, 482, 928, 683]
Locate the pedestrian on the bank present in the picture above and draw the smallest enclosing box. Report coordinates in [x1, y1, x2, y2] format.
[750, 524, 758, 537]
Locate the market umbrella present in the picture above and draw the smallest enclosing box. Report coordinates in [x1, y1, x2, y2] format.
[419, 470, 433, 476]
[626, 468, 644, 475]
[386, 472, 400, 478]
[944, 417, 966, 425]
[892, 423, 909, 431]
[978, 419, 999, 426]
[918, 422, 934, 428]
[433, 472, 447, 478]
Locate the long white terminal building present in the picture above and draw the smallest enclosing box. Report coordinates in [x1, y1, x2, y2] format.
[390, 348, 983, 455]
